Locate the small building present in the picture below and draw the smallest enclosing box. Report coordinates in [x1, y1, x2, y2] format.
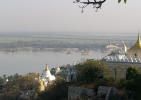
[66, 65, 77, 82]
[38, 64, 56, 91]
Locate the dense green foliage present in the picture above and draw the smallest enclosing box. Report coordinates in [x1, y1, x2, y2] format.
[1, 62, 141, 100]
[125, 67, 141, 100]
[126, 67, 138, 80]
[37, 77, 68, 100]
[0, 73, 39, 100]
[75, 59, 109, 83]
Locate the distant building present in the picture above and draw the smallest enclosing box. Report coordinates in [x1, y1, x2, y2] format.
[55, 66, 61, 75]
[65, 65, 77, 82]
[103, 34, 141, 64]
[55, 64, 77, 82]
[38, 64, 56, 92]
[102, 34, 141, 80]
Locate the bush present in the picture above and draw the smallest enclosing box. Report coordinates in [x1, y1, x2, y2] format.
[37, 77, 68, 100]
[75, 60, 107, 83]
[125, 67, 141, 100]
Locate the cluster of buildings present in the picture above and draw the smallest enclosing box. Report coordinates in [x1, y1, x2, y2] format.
[38, 34, 141, 91]
[103, 34, 141, 80]
[68, 34, 141, 100]
[38, 64, 56, 91]
[38, 64, 77, 91]
[103, 34, 141, 63]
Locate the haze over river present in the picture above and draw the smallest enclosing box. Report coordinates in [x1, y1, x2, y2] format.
[0, 33, 137, 75]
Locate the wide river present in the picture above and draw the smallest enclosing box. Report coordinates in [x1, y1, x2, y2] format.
[0, 34, 136, 75]
[0, 50, 106, 75]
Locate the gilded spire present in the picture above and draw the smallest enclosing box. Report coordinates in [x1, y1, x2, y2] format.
[135, 33, 141, 48]
[127, 33, 141, 58]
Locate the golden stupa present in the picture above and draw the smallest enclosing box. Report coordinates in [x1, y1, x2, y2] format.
[127, 34, 141, 57]
[39, 79, 46, 92]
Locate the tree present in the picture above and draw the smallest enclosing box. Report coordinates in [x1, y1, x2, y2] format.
[0, 76, 4, 85]
[125, 67, 141, 100]
[126, 67, 138, 80]
[37, 77, 68, 100]
[75, 59, 107, 83]
[73, 0, 127, 13]
[0, 73, 39, 100]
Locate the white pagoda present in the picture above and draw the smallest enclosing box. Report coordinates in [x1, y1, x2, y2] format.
[39, 64, 56, 91]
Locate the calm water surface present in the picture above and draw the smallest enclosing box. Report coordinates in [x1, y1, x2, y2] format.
[0, 50, 106, 75]
[0, 34, 136, 75]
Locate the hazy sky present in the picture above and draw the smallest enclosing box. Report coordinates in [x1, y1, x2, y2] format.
[0, 0, 141, 35]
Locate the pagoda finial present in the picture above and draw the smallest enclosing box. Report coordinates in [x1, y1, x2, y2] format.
[138, 33, 140, 41]
[45, 64, 49, 71]
[136, 33, 141, 48]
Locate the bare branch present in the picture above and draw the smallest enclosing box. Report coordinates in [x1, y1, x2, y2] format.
[74, 0, 106, 13]
[79, 4, 88, 13]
